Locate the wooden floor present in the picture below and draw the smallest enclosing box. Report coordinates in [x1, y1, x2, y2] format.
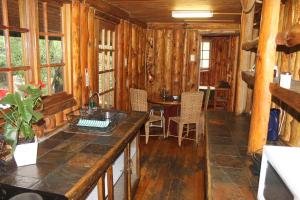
[134, 131, 205, 200]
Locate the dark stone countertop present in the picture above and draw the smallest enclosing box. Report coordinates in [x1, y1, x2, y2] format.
[0, 110, 148, 200]
[205, 111, 259, 200]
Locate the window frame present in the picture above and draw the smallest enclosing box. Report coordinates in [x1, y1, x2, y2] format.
[0, 0, 30, 94]
[38, 1, 65, 95]
[97, 22, 116, 108]
[199, 40, 211, 71]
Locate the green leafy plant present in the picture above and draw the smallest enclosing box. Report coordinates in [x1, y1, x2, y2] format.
[0, 84, 43, 151]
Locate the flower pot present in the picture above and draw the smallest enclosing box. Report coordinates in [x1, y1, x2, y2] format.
[14, 137, 38, 167]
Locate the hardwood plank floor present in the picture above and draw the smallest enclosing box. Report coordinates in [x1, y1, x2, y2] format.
[134, 131, 205, 200]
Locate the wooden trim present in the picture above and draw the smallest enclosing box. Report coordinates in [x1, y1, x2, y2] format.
[0, 25, 29, 32]
[107, 166, 114, 200]
[270, 83, 300, 113]
[99, 69, 114, 74]
[40, 63, 65, 67]
[39, 32, 64, 37]
[98, 88, 114, 96]
[124, 144, 131, 200]
[0, 66, 31, 72]
[95, 10, 120, 24]
[97, 175, 105, 200]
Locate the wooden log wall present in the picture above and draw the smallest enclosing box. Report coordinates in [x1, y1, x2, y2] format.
[145, 29, 201, 99]
[275, 0, 300, 146]
[71, 1, 97, 107]
[115, 20, 146, 111]
[199, 36, 239, 112]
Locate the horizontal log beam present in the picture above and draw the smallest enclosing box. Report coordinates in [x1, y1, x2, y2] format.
[147, 23, 240, 31]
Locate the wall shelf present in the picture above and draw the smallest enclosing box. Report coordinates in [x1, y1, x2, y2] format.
[242, 70, 300, 113]
[276, 23, 300, 47]
[270, 81, 300, 113]
[242, 37, 259, 52]
[241, 71, 255, 88]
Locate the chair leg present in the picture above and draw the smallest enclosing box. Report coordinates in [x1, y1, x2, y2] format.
[167, 118, 171, 138]
[145, 122, 150, 144]
[196, 123, 200, 144]
[178, 123, 184, 147]
[187, 124, 190, 136]
[162, 117, 166, 138]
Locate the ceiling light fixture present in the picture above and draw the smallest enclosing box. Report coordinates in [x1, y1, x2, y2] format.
[172, 10, 213, 18]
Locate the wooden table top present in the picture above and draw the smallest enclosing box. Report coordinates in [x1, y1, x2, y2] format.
[148, 97, 181, 106]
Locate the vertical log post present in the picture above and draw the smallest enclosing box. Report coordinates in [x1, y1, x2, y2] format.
[72, 1, 82, 106]
[248, 0, 281, 153]
[235, 4, 255, 114]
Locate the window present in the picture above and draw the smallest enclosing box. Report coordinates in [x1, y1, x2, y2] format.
[98, 24, 115, 108]
[38, 2, 64, 95]
[0, 0, 29, 98]
[200, 41, 211, 69]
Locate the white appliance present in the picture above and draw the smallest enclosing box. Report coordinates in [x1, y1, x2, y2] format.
[258, 145, 300, 200]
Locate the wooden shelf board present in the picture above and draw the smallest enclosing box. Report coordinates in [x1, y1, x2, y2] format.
[242, 37, 259, 52]
[270, 81, 300, 113]
[241, 71, 255, 88]
[276, 23, 300, 47]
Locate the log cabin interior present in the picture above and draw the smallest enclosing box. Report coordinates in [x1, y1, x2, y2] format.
[0, 0, 300, 199]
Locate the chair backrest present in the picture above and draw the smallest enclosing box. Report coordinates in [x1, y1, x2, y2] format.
[180, 91, 204, 122]
[130, 88, 148, 112]
[203, 86, 211, 111]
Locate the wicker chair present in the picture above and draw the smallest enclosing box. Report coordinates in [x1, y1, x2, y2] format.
[130, 88, 165, 144]
[167, 91, 204, 146]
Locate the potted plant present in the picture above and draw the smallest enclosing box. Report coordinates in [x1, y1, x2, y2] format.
[0, 84, 43, 166]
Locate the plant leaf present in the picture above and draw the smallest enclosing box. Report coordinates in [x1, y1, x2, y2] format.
[0, 93, 17, 106]
[19, 122, 35, 140]
[3, 123, 18, 150]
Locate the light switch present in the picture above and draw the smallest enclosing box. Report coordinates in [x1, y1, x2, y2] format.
[190, 54, 195, 62]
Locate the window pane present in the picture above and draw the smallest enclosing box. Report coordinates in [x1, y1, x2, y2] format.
[8, 0, 20, 27]
[0, 72, 8, 99]
[110, 52, 113, 70]
[99, 74, 104, 93]
[49, 37, 63, 64]
[41, 67, 48, 94]
[201, 60, 209, 69]
[39, 36, 47, 64]
[10, 31, 23, 67]
[51, 67, 63, 93]
[202, 50, 210, 59]
[0, 30, 6, 68]
[38, 2, 44, 33]
[13, 71, 25, 92]
[109, 72, 114, 89]
[99, 52, 104, 71]
[105, 53, 109, 70]
[202, 42, 210, 50]
[47, 3, 62, 33]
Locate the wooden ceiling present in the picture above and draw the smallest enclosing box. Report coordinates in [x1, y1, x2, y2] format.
[104, 0, 242, 23]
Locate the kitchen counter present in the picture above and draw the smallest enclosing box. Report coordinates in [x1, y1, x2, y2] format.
[0, 110, 148, 199]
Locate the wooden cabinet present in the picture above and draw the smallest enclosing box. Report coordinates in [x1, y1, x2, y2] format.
[86, 133, 140, 200]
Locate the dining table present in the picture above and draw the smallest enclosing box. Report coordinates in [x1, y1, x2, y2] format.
[148, 97, 181, 135]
